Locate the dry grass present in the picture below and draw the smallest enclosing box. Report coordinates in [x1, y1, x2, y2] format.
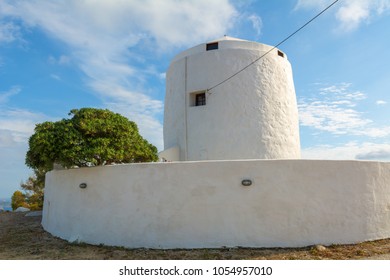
[1, 212, 390, 260]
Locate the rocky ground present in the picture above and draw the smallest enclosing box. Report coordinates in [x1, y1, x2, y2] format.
[1, 212, 390, 260]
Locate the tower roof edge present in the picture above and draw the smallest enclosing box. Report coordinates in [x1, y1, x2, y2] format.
[207, 35, 248, 43]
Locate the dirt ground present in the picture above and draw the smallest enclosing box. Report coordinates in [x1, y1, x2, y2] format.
[1, 212, 390, 260]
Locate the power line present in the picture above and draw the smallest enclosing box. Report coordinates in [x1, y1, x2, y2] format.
[207, 0, 340, 93]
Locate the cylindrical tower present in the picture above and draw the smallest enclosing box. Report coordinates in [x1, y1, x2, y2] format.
[162, 36, 300, 161]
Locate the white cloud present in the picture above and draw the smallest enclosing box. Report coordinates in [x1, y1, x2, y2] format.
[0, 108, 48, 147]
[295, 0, 390, 31]
[0, 87, 50, 148]
[90, 81, 163, 115]
[0, 130, 16, 147]
[298, 83, 390, 138]
[48, 55, 71, 65]
[50, 74, 61, 81]
[294, 0, 332, 11]
[1, 0, 236, 51]
[356, 148, 390, 160]
[335, 1, 370, 31]
[0, 0, 238, 149]
[376, 100, 387, 105]
[302, 141, 390, 161]
[107, 102, 164, 151]
[0, 142, 31, 199]
[0, 21, 21, 43]
[248, 14, 263, 38]
[159, 72, 166, 81]
[0, 86, 21, 104]
[58, 55, 71, 65]
[90, 81, 164, 150]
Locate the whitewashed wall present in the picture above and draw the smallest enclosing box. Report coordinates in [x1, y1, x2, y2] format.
[164, 37, 301, 161]
[42, 160, 390, 249]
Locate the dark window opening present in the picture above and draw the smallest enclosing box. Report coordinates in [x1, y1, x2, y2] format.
[277, 50, 284, 58]
[190, 91, 207, 107]
[195, 92, 206, 106]
[206, 42, 219, 51]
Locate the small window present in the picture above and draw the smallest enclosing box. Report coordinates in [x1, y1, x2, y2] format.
[277, 50, 284, 58]
[195, 93, 206, 106]
[190, 91, 206, 107]
[206, 42, 218, 51]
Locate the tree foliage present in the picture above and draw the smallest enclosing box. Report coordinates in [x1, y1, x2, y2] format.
[10, 169, 46, 211]
[21, 168, 46, 195]
[26, 108, 158, 170]
[11, 191, 28, 211]
[20, 169, 46, 210]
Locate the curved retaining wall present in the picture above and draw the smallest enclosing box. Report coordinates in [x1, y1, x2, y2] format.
[42, 160, 390, 249]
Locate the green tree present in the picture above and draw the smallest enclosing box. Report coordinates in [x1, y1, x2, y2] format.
[11, 190, 28, 210]
[20, 169, 46, 210]
[26, 108, 158, 170]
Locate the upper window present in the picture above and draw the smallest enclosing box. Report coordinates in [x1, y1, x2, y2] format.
[206, 42, 219, 51]
[277, 50, 284, 58]
[190, 91, 206, 107]
[195, 92, 206, 106]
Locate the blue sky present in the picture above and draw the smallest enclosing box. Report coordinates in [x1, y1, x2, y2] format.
[1, 0, 390, 199]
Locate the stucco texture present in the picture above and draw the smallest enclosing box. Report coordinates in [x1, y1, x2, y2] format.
[164, 38, 300, 161]
[42, 160, 390, 249]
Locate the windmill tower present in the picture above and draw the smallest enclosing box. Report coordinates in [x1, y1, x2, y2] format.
[161, 36, 300, 161]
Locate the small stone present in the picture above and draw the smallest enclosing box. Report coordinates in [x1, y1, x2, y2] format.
[314, 245, 327, 252]
[15, 207, 30, 212]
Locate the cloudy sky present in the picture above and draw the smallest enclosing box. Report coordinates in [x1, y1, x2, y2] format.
[1, 0, 390, 198]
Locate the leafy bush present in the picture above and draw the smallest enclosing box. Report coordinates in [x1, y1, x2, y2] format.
[11, 191, 29, 210]
[26, 108, 158, 170]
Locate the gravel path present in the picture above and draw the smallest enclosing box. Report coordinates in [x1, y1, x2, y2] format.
[1, 212, 390, 260]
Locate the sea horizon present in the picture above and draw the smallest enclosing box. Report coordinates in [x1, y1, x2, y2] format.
[0, 198, 12, 211]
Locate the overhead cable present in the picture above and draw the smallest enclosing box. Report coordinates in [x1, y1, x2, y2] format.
[207, 0, 340, 93]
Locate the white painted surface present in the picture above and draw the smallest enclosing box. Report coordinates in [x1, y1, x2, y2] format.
[42, 160, 390, 249]
[159, 146, 180, 162]
[163, 37, 301, 161]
